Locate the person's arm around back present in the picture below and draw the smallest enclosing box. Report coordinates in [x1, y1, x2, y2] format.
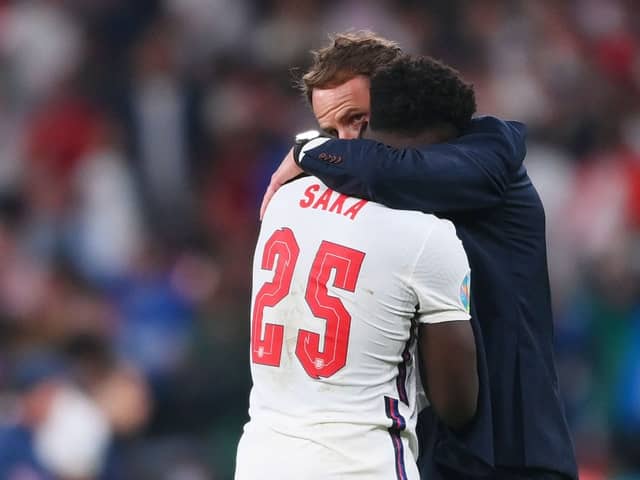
[260, 117, 526, 218]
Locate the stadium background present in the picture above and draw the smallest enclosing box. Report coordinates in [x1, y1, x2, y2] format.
[0, 0, 638, 478]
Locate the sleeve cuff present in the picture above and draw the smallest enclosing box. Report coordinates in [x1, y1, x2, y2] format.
[416, 310, 471, 325]
[295, 137, 331, 165]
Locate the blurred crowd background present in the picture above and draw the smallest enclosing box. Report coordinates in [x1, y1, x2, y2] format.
[0, 0, 638, 478]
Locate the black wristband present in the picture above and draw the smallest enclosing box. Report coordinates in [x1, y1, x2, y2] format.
[294, 130, 326, 165]
[293, 141, 306, 165]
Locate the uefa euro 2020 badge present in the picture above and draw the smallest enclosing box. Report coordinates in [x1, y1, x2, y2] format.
[460, 272, 471, 312]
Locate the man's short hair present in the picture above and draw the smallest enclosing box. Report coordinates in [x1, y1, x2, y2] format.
[300, 31, 403, 103]
[369, 55, 477, 134]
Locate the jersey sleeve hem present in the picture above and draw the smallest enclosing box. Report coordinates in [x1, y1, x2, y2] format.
[416, 310, 471, 325]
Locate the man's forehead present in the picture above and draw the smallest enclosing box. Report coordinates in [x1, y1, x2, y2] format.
[312, 76, 371, 118]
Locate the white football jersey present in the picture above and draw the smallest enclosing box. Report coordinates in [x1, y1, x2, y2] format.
[235, 176, 471, 480]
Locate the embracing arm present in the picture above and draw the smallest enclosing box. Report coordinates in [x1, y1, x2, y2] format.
[298, 116, 526, 214]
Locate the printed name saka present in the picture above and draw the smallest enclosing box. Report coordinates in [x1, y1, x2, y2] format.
[299, 184, 368, 221]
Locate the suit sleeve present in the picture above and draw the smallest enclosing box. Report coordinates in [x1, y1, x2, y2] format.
[298, 116, 527, 214]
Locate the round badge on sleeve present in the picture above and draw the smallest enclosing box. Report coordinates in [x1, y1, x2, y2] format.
[460, 273, 471, 312]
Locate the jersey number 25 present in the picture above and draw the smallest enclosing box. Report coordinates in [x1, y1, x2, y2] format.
[252, 227, 365, 379]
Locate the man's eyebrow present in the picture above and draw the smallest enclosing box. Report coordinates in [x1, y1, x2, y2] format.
[336, 107, 364, 121]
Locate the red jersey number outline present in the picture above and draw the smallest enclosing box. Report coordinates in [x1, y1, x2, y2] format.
[297, 241, 365, 378]
[251, 228, 299, 367]
[252, 229, 366, 378]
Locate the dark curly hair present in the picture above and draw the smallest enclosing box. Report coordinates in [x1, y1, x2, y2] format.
[369, 55, 476, 134]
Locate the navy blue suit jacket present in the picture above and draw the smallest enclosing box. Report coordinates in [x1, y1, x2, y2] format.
[298, 116, 577, 479]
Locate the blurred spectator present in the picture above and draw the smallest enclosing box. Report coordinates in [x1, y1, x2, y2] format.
[0, 351, 111, 480]
[63, 334, 151, 437]
[71, 119, 143, 281]
[251, 0, 322, 68]
[110, 243, 195, 388]
[118, 16, 204, 241]
[321, 0, 421, 54]
[35, 384, 111, 479]
[0, 0, 83, 107]
[165, 0, 254, 66]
